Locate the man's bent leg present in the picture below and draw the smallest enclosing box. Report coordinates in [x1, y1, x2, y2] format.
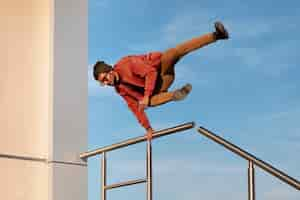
[149, 83, 192, 107]
[159, 74, 175, 92]
[149, 92, 174, 107]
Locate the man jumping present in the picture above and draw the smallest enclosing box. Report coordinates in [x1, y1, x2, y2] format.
[93, 21, 229, 140]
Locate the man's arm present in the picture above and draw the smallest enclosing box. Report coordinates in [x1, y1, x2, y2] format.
[121, 94, 152, 130]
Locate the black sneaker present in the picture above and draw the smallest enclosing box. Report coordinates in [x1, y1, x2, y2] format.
[173, 83, 192, 101]
[214, 21, 229, 40]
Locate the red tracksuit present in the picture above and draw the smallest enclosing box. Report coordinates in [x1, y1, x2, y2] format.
[113, 52, 162, 129]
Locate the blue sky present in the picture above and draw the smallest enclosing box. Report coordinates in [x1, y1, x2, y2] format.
[88, 0, 300, 199]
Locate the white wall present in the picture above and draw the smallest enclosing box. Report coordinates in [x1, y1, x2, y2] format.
[0, 1, 51, 199]
[0, 0, 87, 199]
[52, 0, 87, 164]
[0, 0, 51, 160]
[50, 0, 88, 199]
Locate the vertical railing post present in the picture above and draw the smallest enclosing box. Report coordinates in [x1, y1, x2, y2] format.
[146, 140, 153, 200]
[101, 152, 107, 200]
[248, 161, 255, 200]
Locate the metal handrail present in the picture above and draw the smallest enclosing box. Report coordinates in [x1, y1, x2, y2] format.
[104, 178, 147, 190]
[197, 126, 300, 191]
[80, 122, 195, 159]
[81, 122, 298, 200]
[82, 122, 195, 200]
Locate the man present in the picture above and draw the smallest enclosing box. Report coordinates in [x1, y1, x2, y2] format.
[93, 21, 229, 140]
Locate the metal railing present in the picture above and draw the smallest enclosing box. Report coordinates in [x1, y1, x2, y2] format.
[80, 122, 195, 200]
[80, 122, 299, 200]
[197, 126, 300, 200]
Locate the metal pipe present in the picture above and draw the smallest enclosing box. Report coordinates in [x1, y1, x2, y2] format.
[104, 178, 147, 190]
[248, 161, 255, 200]
[0, 153, 47, 163]
[101, 152, 107, 200]
[146, 140, 153, 200]
[80, 122, 194, 159]
[197, 127, 300, 190]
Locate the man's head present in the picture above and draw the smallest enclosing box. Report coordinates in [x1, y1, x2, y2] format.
[93, 61, 117, 86]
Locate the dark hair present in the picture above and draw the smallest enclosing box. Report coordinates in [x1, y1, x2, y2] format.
[93, 61, 113, 80]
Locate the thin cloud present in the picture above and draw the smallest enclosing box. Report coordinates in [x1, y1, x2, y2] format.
[161, 9, 219, 45]
[227, 15, 299, 40]
[248, 105, 300, 125]
[92, 0, 109, 8]
[233, 40, 298, 78]
[127, 10, 218, 54]
[174, 64, 213, 87]
[263, 187, 300, 200]
[226, 19, 272, 40]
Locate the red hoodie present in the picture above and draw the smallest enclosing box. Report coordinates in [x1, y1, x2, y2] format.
[114, 52, 162, 129]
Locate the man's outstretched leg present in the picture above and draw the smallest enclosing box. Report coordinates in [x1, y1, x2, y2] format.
[159, 21, 229, 91]
[149, 21, 229, 107]
[171, 21, 229, 59]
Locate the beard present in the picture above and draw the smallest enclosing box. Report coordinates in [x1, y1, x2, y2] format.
[106, 72, 116, 86]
